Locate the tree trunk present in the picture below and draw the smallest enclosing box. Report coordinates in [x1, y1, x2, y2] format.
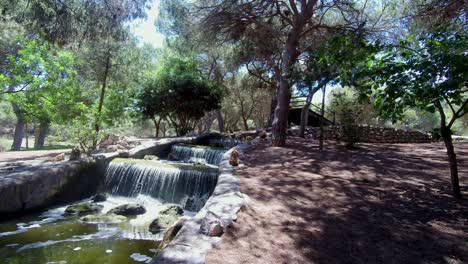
[436, 101, 462, 199]
[242, 116, 249, 131]
[271, 79, 292, 146]
[215, 110, 224, 132]
[25, 123, 29, 150]
[34, 122, 49, 150]
[11, 102, 25, 151]
[319, 85, 327, 151]
[299, 87, 318, 138]
[271, 20, 303, 146]
[153, 117, 161, 138]
[441, 126, 462, 199]
[95, 52, 111, 133]
[268, 94, 278, 128]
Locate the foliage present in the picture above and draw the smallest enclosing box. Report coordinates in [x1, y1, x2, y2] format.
[137, 55, 224, 136]
[1, 37, 83, 124]
[329, 89, 365, 147]
[70, 110, 104, 155]
[359, 30, 467, 123]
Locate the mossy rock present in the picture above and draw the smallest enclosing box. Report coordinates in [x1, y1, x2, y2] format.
[149, 205, 184, 234]
[80, 213, 127, 224]
[144, 155, 159, 161]
[108, 203, 146, 216]
[65, 202, 103, 215]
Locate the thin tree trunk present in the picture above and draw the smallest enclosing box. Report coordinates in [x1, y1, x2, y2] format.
[34, 122, 49, 150]
[95, 52, 111, 133]
[11, 102, 25, 151]
[299, 86, 319, 138]
[436, 101, 462, 199]
[25, 123, 29, 150]
[215, 110, 225, 132]
[319, 85, 327, 151]
[242, 116, 249, 131]
[268, 89, 278, 127]
[153, 117, 161, 138]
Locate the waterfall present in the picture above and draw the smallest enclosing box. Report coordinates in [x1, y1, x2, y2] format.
[104, 159, 218, 211]
[209, 138, 243, 149]
[169, 144, 226, 165]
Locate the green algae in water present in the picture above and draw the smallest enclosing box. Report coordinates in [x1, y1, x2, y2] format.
[0, 200, 161, 264]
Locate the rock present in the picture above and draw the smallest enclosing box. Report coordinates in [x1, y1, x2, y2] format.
[144, 155, 159, 161]
[69, 147, 81, 161]
[158, 219, 186, 251]
[53, 153, 65, 162]
[117, 150, 129, 158]
[108, 203, 146, 216]
[91, 193, 107, 202]
[167, 153, 178, 161]
[259, 131, 267, 139]
[229, 150, 239, 166]
[199, 211, 224, 237]
[80, 213, 127, 224]
[65, 202, 103, 215]
[149, 205, 184, 234]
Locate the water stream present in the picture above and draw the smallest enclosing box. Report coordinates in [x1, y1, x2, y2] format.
[0, 143, 230, 264]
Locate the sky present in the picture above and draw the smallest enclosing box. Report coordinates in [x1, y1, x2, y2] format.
[131, 0, 164, 48]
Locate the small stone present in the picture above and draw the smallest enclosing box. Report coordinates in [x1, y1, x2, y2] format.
[73, 247, 81, 251]
[91, 193, 107, 202]
[53, 153, 65, 162]
[199, 211, 225, 237]
[106, 249, 112, 254]
[229, 150, 239, 166]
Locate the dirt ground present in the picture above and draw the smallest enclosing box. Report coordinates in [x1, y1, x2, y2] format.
[206, 138, 467, 264]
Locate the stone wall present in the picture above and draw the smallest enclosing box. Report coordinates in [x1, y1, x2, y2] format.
[304, 125, 431, 143]
[0, 134, 222, 219]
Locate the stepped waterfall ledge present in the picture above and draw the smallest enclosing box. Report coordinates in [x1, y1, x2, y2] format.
[104, 158, 219, 211]
[170, 144, 226, 165]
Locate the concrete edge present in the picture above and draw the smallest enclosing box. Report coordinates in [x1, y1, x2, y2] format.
[151, 141, 254, 264]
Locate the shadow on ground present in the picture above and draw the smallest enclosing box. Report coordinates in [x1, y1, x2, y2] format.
[206, 138, 467, 264]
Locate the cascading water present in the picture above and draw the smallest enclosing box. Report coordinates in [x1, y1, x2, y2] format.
[103, 159, 218, 211]
[209, 138, 243, 149]
[169, 144, 226, 165]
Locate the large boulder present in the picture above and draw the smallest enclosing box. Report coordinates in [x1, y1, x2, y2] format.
[80, 213, 127, 224]
[149, 205, 184, 234]
[65, 202, 103, 215]
[108, 203, 146, 216]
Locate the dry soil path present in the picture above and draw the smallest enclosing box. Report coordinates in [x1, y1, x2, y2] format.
[206, 138, 467, 264]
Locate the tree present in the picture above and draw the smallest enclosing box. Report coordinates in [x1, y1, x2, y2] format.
[199, 0, 374, 146]
[360, 30, 467, 199]
[137, 55, 224, 136]
[0, 37, 80, 150]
